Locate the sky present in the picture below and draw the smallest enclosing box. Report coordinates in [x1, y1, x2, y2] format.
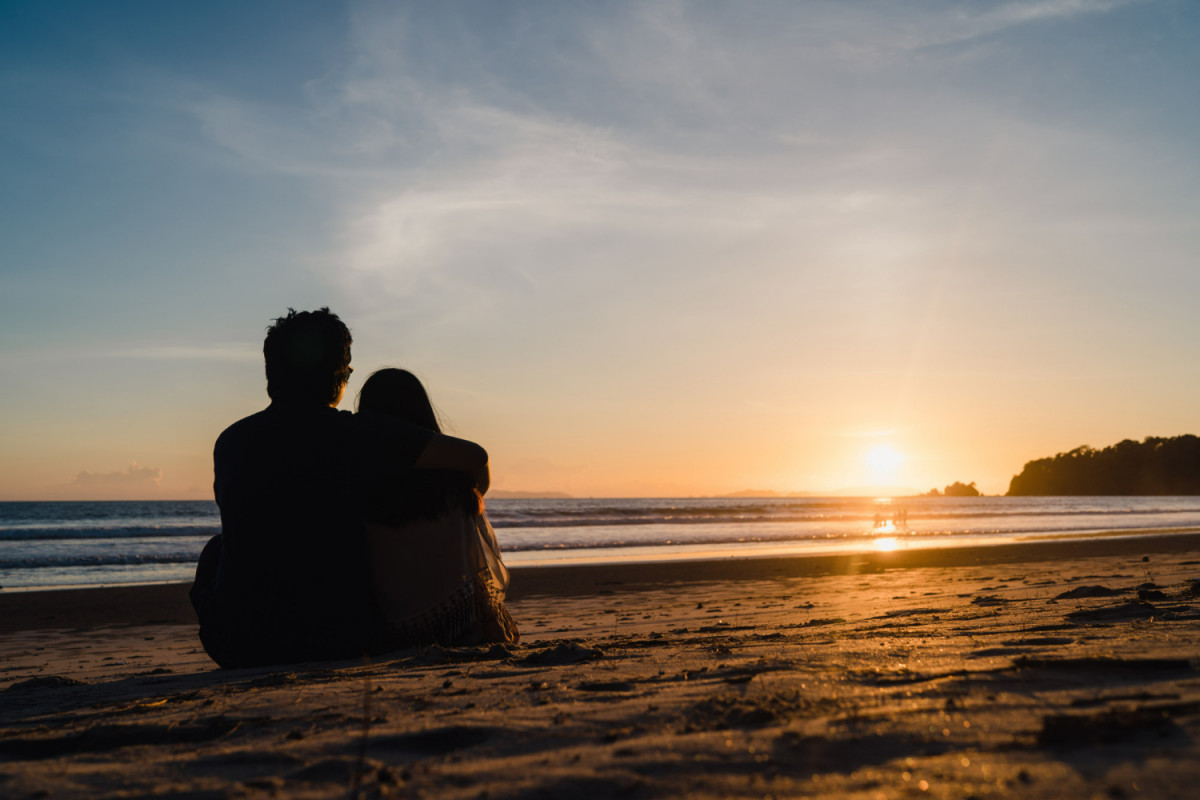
[2, 0, 1199, 500]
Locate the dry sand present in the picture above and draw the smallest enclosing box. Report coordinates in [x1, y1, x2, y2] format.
[3, 534, 1200, 799]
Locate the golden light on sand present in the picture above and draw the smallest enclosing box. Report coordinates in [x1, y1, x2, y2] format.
[864, 444, 905, 486]
[873, 537, 899, 551]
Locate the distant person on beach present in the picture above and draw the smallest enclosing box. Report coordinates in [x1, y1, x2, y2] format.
[191, 308, 490, 668]
[356, 368, 518, 648]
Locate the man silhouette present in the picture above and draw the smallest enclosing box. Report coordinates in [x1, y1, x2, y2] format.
[192, 308, 488, 667]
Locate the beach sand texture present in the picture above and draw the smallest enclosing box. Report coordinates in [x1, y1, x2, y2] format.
[3, 536, 1200, 799]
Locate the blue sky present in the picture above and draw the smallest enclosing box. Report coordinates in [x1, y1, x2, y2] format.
[2, 1, 1199, 498]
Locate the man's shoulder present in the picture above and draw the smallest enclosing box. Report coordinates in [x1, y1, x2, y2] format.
[217, 404, 350, 435]
[215, 407, 274, 449]
[214, 405, 340, 460]
[214, 405, 432, 464]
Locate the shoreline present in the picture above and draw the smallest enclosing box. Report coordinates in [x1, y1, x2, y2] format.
[6, 499, 1200, 594]
[4, 529, 1199, 634]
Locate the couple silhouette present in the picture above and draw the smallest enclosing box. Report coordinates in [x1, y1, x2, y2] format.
[191, 308, 517, 669]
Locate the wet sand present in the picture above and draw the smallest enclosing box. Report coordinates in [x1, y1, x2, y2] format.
[3, 534, 1200, 798]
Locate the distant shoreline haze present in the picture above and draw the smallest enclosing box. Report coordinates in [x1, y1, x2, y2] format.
[11, 433, 1200, 502]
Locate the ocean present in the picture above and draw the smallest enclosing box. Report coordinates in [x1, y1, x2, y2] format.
[4, 496, 1200, 591]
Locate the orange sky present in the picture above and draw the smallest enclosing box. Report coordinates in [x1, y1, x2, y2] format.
[3, 2, 1199, 500]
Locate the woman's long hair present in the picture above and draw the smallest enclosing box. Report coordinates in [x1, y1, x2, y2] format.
[357, 368, 441, 432]
[356, 368, 479, 522]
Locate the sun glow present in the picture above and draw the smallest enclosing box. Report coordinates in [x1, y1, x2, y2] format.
[864, 444, 906, 486]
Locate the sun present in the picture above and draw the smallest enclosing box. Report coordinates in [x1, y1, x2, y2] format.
[864, 444, 905, 486]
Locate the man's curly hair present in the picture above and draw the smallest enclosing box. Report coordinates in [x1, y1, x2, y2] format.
[263, 308, 352, 405]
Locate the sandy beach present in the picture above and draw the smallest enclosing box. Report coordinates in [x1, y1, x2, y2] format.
[3, 534, 1200, 798]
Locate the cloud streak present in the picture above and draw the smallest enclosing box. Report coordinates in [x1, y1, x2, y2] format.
[71, 462, 162, 489]
[109, 344, 260, 362]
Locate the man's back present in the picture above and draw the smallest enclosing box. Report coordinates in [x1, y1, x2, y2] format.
[207, 403, 429, 666]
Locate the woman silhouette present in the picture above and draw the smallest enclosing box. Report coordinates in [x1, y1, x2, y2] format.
[357, 368, 518, 649]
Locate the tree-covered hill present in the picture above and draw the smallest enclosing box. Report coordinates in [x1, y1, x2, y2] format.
[1007, 435, 1200, 495]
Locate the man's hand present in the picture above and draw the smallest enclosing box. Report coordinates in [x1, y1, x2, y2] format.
[414, 434, 491, 495]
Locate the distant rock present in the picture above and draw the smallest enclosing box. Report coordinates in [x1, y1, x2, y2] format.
[922, 481, 982, 497]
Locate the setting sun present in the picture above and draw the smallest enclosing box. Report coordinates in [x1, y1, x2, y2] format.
[864, 444, 906, 486]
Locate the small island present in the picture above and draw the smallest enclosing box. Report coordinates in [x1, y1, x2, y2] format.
[921, 481, 982, 497]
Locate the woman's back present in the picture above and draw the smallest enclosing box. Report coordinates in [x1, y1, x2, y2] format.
[358, 369, 517, 649]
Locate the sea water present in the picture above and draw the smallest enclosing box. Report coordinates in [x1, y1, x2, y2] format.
[3, 496, 1200, 590]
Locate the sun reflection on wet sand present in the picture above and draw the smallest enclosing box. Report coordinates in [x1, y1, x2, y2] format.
[874, 537, 899, 552]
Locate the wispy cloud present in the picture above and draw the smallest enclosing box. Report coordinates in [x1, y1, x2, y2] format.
[166, 0, 1174, 356]
[802, 0, 1140, 54]
[0, 342, 261, 367]
[983, 0, 1134, 28]
[921, 0, 1138, 49]
[71, 462, 161, 488]
[110, 344, 260, 362]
